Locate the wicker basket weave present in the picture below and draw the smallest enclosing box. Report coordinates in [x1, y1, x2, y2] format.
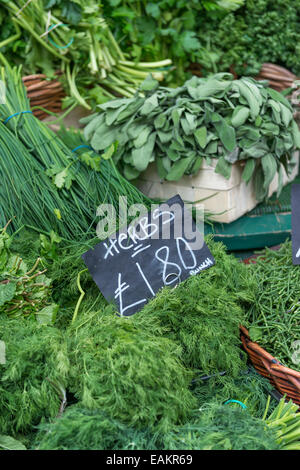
[240, 325, 300, 405]
[22, 74, 65, 120]
[255, 63, 297, 92]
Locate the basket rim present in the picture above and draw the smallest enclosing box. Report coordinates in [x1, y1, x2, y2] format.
[240, 325, 300, 379]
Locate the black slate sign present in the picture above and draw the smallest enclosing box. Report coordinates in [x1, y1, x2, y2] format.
[82, 195, 215, 316]
[292, 184, 300, 265]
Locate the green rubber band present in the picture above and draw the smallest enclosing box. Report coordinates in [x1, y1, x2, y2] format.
[47, 24, 74, 50]
[224, 399, 247, 409]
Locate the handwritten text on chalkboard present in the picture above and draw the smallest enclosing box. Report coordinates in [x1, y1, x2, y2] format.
[82, 195, 215, 316]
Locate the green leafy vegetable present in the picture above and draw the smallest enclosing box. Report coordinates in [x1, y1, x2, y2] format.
[0, 68, 151, 240]
[84, 74, 299, 200]
[247, 241, 300, 370]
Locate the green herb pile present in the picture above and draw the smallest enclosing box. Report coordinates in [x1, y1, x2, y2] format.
[133, 237, 255, 375]
[34, 406, 162, 450]
[1, 225, 300, 450]
[0, 228, 254, 444]
[84, 74, 300, 201]
[0, 67, 150, 239]
[68, 308, 196, 432]
[162, 401, 279, 450]
[34, 399, 280, 451]
[0, 315, 69, 436]
[247, 241, 300, 371]
[0, 0, 171, 109]
[33, 370, 300, 451]
[0, 223, 58, 322]
[192, 368, 277, 417]
[101, 0, 244, 85]
[197, 0, 300, 77]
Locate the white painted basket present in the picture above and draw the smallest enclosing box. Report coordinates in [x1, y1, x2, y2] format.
[137, 153, 299, 223]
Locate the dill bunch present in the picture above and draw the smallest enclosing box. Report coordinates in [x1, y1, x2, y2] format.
[0, 317, 69, 436]
[162, 401, 279, 450]
[133, 238, 255, 375]
[67, 307, 196, 432]
[34, 398, 280, 451]
[191, 368, 278, 418]
[34, 406, 162, 450]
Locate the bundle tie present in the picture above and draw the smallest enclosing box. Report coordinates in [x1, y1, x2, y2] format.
[42, 24, 74, 50]
[71, 145, 93, 152]
[3, 111, 33, 124]
[224, 399, 247, 409]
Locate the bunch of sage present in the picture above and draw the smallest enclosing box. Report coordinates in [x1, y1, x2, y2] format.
[83, 73, 300, 201]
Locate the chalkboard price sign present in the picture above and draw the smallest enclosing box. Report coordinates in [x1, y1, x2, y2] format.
[292, 184, 300, 265]
[82, 195, 215, 316]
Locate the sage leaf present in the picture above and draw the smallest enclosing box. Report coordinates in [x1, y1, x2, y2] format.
[83, 113, 104, 141]
[116, 98, 144, 122]
[234, 81, 260, 119]
[124, 164, 141, 180]
[215, 120, 236, 152]
[242, 159, 255, 184]
[133, 126, 152, 148]
[190, 156, 203, 174]
[171, 108, 183, 127]
[243, 141, 269, 158]
[156, 158, 168, 179]
[166, 156, 194, 181]
[261, 153, 277, 189]
[154, 114, 166, 129]
[215, 156, 232, 179]
[231, 106, 250, 127]
[254, 164, 267, 202]
[140, 75, 159, 92]
[277, 164, 284, 198]
[194, 127, 207, 149]
[224, 147, 239, 164]
[140, 94, 159, 115]
[267, 88, 293, 111]
[105, 103, 128, 126]
[180, 118, 191, 136]
[292, 121, 300, 148]
[91, 123, 117, 151]
[206, 141, 218, 154]
[131, 133, 156, 171]
[157, 130, 173, 143]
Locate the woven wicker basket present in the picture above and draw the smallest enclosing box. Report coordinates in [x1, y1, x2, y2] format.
[22, 73, 65, 120]
[240, 325, 300, 405]
[190, 62, 299, 92]
[255, 63, 297, 92]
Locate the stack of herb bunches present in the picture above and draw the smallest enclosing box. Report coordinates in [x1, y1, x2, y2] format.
[2, 0, 171, 109]
[0, 67, 151, 239]
[84, 74, 300, 202]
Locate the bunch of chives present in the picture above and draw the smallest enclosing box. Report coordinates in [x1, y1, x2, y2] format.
[0, 67, 151, 239]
